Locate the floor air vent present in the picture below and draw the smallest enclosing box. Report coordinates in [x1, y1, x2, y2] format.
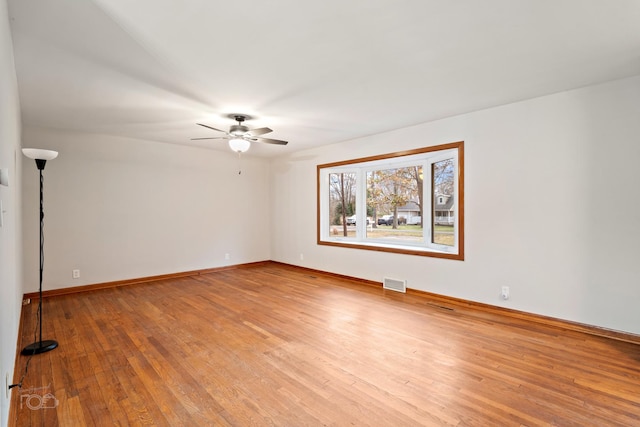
[383, 277, 406, 293]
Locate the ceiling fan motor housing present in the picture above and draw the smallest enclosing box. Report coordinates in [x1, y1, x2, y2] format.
[230, 124, 249, 136]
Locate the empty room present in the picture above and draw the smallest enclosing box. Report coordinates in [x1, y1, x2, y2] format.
[1, 1, 639, 426]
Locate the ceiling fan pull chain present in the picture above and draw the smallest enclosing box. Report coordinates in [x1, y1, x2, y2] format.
[237, 152, 242, 175]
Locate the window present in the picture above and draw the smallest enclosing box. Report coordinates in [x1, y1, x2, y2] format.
[317, 141, 464, 260]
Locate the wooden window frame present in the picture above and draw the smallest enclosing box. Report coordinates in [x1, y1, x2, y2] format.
[317, 141, 464, 260]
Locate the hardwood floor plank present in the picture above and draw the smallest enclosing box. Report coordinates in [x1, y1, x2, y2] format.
[10, 262, 640, 426]
[57, 395, 87, 427]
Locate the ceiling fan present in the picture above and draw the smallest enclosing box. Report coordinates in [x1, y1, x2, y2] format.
[191, 114, 288, 153]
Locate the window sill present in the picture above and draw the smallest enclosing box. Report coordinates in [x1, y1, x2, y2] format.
[318, 239, 464, 260]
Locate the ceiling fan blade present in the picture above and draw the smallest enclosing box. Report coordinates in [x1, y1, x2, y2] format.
[247, 127, 273, 136]
[252, 137, 288, 146]
[196, 123, 227, 133]
[190, 136, 229, 141]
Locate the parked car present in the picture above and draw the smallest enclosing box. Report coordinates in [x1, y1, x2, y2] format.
[346, 215, 373, 226]
[378, 215, 393, 225]
[379, 215, 406, 225]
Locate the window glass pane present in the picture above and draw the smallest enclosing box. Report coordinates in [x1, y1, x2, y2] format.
[366, 166, 423, 242]
[432, 158, 455, 246]
[328, 172, 357, 237]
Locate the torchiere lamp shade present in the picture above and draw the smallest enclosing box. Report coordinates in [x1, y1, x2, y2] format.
[22, 148, 59, 161]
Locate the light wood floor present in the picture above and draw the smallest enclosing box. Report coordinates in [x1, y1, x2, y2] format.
[10, 262, 640, 426]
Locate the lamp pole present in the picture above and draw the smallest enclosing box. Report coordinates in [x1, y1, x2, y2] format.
[21, 149, 59, 355]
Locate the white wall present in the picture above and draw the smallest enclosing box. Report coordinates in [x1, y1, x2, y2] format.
[21, 129, 272, 291]
[270, 75, 640, 335]
[0, 0, 23, 425]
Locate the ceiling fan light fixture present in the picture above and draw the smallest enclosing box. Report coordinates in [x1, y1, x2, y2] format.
[229, 138, 250, 153]
[193, 114, 288, 150]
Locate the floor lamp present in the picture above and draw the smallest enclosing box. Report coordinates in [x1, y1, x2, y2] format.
[21, 148, 59, 355]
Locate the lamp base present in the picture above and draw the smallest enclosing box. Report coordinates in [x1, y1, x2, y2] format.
[21, 340, 58, 355]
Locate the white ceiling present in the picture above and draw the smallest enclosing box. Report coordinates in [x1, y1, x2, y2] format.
[7, 0, 640, 157]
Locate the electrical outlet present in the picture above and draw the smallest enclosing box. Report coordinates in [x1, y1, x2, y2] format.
[501, 286, 510, 300]
[300, 253, 304, 261]
[72, 269, 80, 279]
[225, 253, 230, 260]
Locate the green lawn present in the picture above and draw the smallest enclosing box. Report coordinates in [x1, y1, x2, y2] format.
[333, 224, 454, 246]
